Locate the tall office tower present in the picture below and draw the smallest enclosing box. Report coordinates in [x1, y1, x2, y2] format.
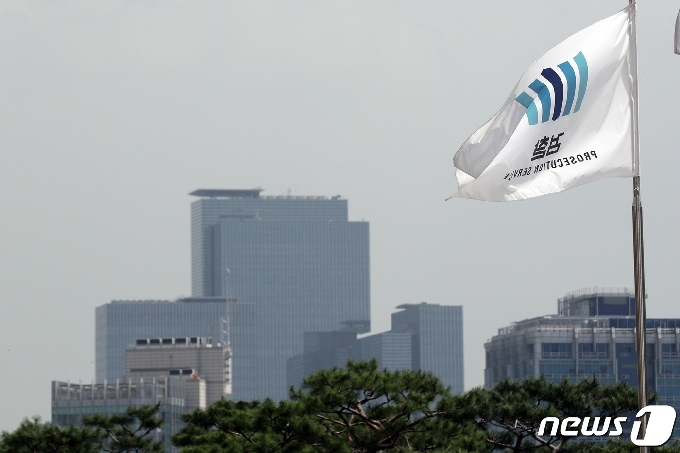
[286, 303, 464, 394]
[485, 287, 680, 439]
[391, 303, 465, 394]
[191, 189, 366, 300]
[97, 190, 369, 401]
[189, 189, 370, 400]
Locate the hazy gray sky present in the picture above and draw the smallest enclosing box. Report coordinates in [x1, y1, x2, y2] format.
[1, 0, 679, 432]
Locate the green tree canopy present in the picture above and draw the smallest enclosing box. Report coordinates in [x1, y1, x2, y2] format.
[2, 368, 673, 453]
[292, 360, 483, 453]
[0, 405, 165, 453]
[173, 398, 326, 453]
[174, 360, 484, 453]
[460, 376, 639, 452]
[175, 363, 668, 452]
[83, 403, 165, 453]
[0, 417, 99, 453]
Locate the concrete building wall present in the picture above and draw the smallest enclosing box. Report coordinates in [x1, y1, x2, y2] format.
[125, 337, 230, 405]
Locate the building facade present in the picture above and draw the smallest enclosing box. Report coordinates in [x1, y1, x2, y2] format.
[286, 330, 361, 389]
[97, 189, 370, 401]
[286, 303, 464, 394]
[95, 298, 234, 384]
[191, 190, 370, 400]
[485, 287, 680, 438]
[126, 336, 231, 405]
[52, 378, 189, 453]
[391, 303, 465, 394]
[359, 332, 413, 372]
[190, 189, 367, 303]
[56, 338, 230, 452]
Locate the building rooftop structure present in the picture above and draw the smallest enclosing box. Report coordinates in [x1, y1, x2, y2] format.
[395, 302, 441, 309]
[557, 286, 638, 317]
[188, 188, 343, 201]
[189, 188, 263, 198]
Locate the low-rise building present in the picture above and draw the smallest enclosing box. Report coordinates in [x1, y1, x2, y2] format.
[51, 378, 188, 453]
[52, 336, 231, 451]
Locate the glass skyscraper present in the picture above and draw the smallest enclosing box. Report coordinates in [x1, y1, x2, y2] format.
[485, 287, 680, 438]
[96, 189, 370, 401]
[391, 303, 465, 394]
[190, 189, 361, 298]
[286, 303, 464, 395]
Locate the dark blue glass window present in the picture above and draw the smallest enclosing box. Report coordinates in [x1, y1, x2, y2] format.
[542, 343, 573, 359]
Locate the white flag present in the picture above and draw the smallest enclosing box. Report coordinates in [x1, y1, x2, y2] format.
[675, 9, 680, 55]
[452, 6, 635, 201]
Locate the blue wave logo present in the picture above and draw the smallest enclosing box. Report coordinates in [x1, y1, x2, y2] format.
[515, 52, 588, 125]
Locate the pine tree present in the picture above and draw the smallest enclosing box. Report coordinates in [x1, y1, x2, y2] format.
[461, 376, 639, 452]
[84, 404, 165, 453]
[0, 417, 99, 453]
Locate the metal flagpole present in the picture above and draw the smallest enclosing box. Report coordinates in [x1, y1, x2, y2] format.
[633, 180, 648, 451]
[628, 1, 648, 451]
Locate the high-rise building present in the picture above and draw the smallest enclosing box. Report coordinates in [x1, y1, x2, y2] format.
[286, 303, 464, 394]
[97, 189, 370, 401]
[190, 189, 367, 303]
[190, 189, 370, 400]
[485, 287, 680, 438]
[391, 303, 465, 393]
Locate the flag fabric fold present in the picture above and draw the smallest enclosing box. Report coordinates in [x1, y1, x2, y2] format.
[451, 6, 635, 202]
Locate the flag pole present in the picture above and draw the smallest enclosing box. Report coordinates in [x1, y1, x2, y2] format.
[628, 1, 648, 450]
[633, 182, 648, 450]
